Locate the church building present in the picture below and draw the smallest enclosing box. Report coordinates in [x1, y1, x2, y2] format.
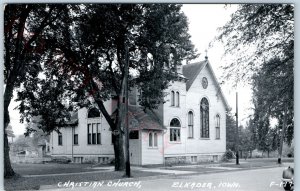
[50, 58, 230, 165]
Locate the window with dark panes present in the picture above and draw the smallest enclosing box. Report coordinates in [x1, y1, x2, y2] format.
[170, 118, 181, 142]
[200, 98, 209, 138]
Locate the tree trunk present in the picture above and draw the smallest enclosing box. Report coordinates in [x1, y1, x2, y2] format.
[267, 150, 270, 158]
[113, 130, 125, 171]
[4, 82, 15, 178]
[93, 96, 125, 171]
[4, 107, 15, 178]
[4, 130, 15, 178]
[278, 105, 287, 164]
[250, 150, 252, 158]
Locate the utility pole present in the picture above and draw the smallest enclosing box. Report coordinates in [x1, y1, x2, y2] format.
[124, 45, 131, 177]
[235, 92, 239, 165]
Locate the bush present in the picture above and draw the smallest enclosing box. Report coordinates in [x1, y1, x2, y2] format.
[221, 150, 234, 162]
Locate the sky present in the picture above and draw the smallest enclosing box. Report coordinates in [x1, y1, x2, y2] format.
[9, 4, 253, 137]
[181, 4, 253, 123]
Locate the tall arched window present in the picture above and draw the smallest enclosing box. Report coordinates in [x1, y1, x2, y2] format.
[154, 133, 158, 147]
[216, 114, 220, 139]
[200, 98, 209, 138]
[171, 91, 175, 106]
[149, 133, 153, 147]
[176, 92, 180, 107]
[170, 118, 181, 142]
[188, 111, 194, 138]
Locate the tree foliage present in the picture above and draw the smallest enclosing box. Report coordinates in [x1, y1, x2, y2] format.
[213, 4, 294, 83]
[214, 4, 294, 156]
[252, 56, 293, 145]
[14, 4, 198, 171]
[226, 113, 236, 151]
[4, 4, 68, 178]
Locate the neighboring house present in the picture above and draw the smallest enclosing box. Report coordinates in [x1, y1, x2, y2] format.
[6, 124, 15, 144]
[37, 139, 51, 157]
[50, 58, 230, 165]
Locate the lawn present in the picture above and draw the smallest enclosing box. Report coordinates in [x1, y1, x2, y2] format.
[4, 169, 163, 191]
[220, 157, 294, 169]
[11, 163, 102, 175]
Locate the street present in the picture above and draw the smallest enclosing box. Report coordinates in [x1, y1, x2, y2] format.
[50, 165, 292, 191]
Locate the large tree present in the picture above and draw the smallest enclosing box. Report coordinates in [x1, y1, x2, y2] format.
[226, 113, 236, 151]
[4, 4, 68, 178]
[214, 4, 293, 82]
[213, 4, 294, 163]
[16, 4, 198, 171]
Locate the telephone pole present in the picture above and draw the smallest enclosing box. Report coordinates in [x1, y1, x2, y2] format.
[235, 92, 239, 165]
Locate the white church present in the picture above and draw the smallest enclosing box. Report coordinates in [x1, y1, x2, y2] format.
[50, 58, 230, 165]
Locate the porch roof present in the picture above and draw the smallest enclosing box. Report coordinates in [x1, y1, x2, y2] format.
[111, 106, 166, 131]
[129, 106, 166, 131]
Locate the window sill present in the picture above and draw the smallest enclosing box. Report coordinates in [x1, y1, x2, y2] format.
[215, 138, 221, 140]
[199, 138, 210, 140]
[170, 106, 180, 108]
[169, 141, 182, 144]
[148, 147, 158, 149]
[187, 137, 194, 139]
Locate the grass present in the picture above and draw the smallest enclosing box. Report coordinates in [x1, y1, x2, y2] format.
[4, 170, 163, 191]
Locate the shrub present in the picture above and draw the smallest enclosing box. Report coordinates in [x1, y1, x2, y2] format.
[221, 150, 234, 162]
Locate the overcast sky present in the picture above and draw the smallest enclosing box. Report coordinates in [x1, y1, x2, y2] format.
[9, 4, 253, 137]
[181, 4, 253, 124]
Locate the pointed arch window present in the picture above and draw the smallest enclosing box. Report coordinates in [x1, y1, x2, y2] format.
[200, 98, 209, 138]
[154, 133, 158, 147]
[171, 91, 175, 106]
[148, 132, 158, 148]
[216, 114, 220, 139]
[149, 133, 153, 147]
[188, 111, 194, 138]
[176, 92, 180, 107]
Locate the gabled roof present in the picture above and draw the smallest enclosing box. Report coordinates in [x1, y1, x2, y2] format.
[182, 60, 230, 111]
[182, 61, 206, 91]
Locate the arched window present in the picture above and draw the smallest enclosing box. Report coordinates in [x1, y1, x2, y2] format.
[188, 111, 194, 138]
[87, 108, 101, 145]
[154, 133, 158, 147]
[171, 91, 175, 106]
[170, 118, 181, 142]
[149, 133, 153, 147]
[176, 92, 180, 107]
[88, 108, 101, 118]
[200, 98, 209, 138]
[216, 114, 220, 139]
